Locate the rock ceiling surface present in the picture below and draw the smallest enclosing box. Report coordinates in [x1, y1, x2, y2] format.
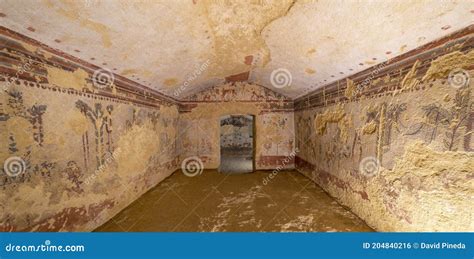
[0, 0, 472, 99]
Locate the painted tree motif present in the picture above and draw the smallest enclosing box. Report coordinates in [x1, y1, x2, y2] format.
[27, 105, 47, 146]
[75, 100, 114, 169]
[406, 86, 471, 151]
[408, 103, 451, 144]
[445, 87, 471, 151]
[383, 103, 408, 147]
[362, 102, 408, 161]
[5, 90, 47, 146]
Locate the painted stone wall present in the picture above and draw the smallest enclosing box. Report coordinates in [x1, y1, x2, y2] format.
[0, 33, 179, 231]
[179, 82, 295, 170]
[294, 33, 474, 231]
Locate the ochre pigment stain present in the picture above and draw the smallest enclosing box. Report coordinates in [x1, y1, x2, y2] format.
[294, 44, 473, 232]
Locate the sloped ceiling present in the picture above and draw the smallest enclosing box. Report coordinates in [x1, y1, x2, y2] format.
[0, 0, 472, 100]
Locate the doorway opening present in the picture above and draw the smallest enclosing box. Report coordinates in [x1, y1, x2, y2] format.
[219, 115, 255, 174]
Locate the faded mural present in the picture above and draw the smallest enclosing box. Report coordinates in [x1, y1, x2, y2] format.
[179, 82, 295, 170]
[0, 34, 179, 231]
[1, 20, 472, 233]
[295, 37, 474, 231]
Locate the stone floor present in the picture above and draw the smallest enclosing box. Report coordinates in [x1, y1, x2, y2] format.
[219, 155, 254, 173]
[219, 147, 253, 173]
[95, 170, 373, 232]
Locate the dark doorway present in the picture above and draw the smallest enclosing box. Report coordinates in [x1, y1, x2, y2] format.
[219, 115, 255, 174]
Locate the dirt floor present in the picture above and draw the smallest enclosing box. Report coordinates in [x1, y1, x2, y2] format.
[95, 170, 373, 232]
[219, 147, 254, 173]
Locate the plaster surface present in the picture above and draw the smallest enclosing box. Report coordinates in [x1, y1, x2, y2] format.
[1, 0, 471, 98]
